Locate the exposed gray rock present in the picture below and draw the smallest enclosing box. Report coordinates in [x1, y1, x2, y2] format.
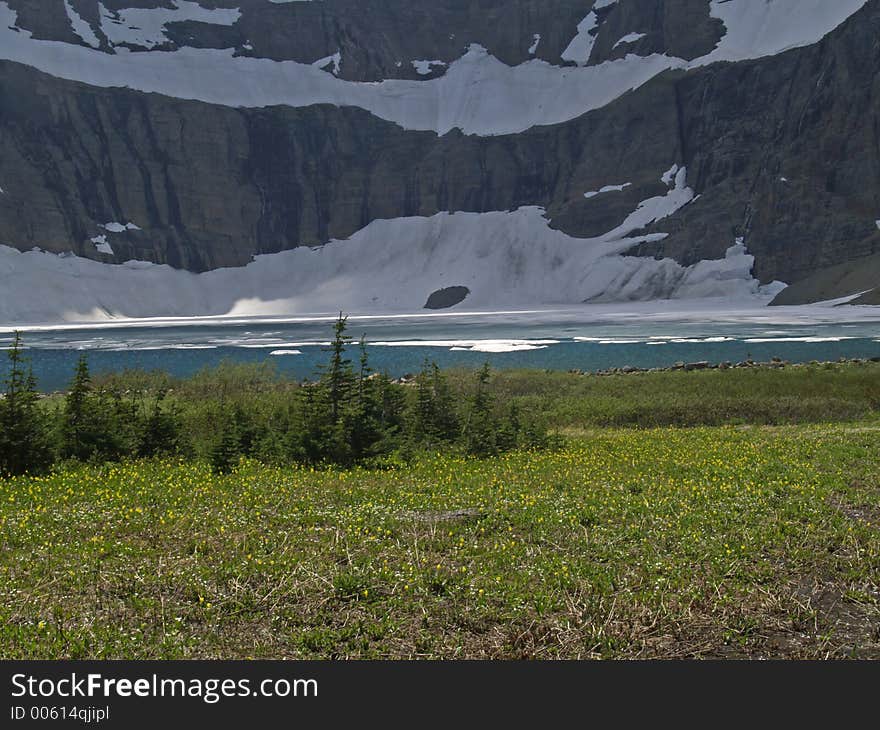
[0, 1, 879, 303]
[589, 0, 723, 65]
[424, 286, 470, 310]
[9, 0, 612, 80]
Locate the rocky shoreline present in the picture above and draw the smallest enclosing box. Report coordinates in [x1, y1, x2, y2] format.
[573, 356, 880, 377]
[384, 356, 880, 385]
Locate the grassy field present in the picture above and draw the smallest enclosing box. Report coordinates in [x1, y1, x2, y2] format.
[485, 361, 880, 428]
[76, 361, 880, 465]
[1, 422, 878, 659]
[93, 359, 880, 432]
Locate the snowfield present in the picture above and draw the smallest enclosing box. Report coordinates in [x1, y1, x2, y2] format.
[0, 0, 868, 136]
[0, 167, 784, 324]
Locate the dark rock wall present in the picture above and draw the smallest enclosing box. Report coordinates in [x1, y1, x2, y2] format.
[637, 2, 880, 288]
[0, 60, 683, 270]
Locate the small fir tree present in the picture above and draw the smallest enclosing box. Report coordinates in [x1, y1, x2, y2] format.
[0, 332, 52, 476]
[210, 404, 241, 474]
[462, 362, 498, 457]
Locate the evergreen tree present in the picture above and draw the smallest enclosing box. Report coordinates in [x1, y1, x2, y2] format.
[375, 372, 407, 441]
[0, 332, 52, 476]
[232, 402, 259, 456]
[412, 359, 436, 442]
[519, 413, 554, 451]
[291, 379, 328, 464]
[210, 403, 241, 474]
[100, 386, 140, 460]
[288, 318, 407, 466]
[59, 354, 97, 461]
[348, 336, 405, 463]
[138, 392, 184, 458]
[462, 362, 498, 457]
[430, 362, 459, 441]
[410, 360, 459, 446]
[284, 314, 357, 466]
[254, 398, 294, 464]
[323, 313, 355, 423]
[299, 314, 361, 466]
[59, 355, 135, 463]
[358, 335, 371, 391]
[348, 336, 378, 461]
[496, 401, 521, 453]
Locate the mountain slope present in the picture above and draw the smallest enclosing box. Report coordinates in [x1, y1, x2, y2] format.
[0, 0, 877, 321]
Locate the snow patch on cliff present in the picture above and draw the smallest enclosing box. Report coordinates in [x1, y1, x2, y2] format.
[89, 235, 114, 255]
[560, 1, 622, 64]
[584, 183, 631, 199]
[98, 1, 241, 50]
[528, 34, 541, 55]
[412, 59, 447, 75]
[0, 6, 682, 136]
[614, 32, 646, 49]
[614, 165, 692, 234]
[101, 222, 140, 233]
[698, 0, 868, 65]
[561, 11, 599, 65]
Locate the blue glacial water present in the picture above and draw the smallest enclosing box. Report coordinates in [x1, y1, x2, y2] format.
[4, 304, 880, 391]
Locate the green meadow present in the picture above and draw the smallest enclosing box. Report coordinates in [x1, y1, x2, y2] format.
[1, 362, 878, 659]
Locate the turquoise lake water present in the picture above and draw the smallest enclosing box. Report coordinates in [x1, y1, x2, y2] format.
[4, 304, 880, 391]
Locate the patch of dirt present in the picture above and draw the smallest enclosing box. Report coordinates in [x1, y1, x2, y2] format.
[786, 578, 879, 659]
[831, 479, 880, 529]
[831, 496, 880, 528]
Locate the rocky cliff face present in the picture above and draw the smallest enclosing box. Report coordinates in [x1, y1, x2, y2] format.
[0, 0, 878, 319]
